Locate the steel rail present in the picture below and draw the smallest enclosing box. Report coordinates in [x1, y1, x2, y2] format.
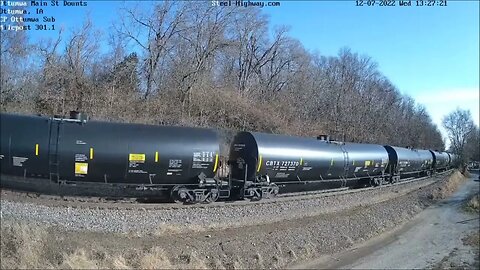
[0, 170, 453, 211]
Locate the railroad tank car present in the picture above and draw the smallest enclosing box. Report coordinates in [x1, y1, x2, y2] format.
[1, 113, 53, 180]
[0, 113, 223, 201]
[430, 150, 449, 171]
[229, 132, 346, 183]
[228, 132, 391, 195]
[383, 146, 433, 181]
[343, 143, 389, 181]
[449, 153, 459, 168]
[418, 149, 435, 172]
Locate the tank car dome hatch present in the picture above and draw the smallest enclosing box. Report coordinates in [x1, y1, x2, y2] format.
[317, 135, 330, 141]
[69, 110, 88, 121]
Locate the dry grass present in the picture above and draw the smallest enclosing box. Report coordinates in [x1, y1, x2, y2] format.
[430, 171, 468, 200]
[462, 231, 480, 248]
[1, 220, 211, 270]
[138, 247, 171, 269]
[152, 223, 222, 236]
[110, 256, 130, 269]
[465, 194, 480, 213]
[0, 221, 53, 269]
[462, 231, 480, 270]
[152, 223, 184, 236]
[60, 249, 99, 269]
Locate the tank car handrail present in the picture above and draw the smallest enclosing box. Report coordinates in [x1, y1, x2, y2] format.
[51, 117, 86, 123]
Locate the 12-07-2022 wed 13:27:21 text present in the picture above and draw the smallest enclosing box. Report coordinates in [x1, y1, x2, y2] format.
[355, 0, 448, 6]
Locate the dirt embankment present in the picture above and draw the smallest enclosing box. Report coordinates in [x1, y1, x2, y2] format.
[429, 170, 469, 200]
[0, 171, 471, 269]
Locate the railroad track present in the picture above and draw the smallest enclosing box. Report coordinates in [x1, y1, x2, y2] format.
[0, 170, 453, 211]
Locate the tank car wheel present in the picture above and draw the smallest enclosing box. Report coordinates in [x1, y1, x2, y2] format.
[171, 185, 191, 204]
[264, 183, 279, 199]
[204, 189, 219, 203]
[250, 188, 263, 201]
[389, 175, 399, 184]
[370, 178, 381, 187]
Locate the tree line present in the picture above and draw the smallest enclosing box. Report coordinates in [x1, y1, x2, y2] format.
[1, 2, 448, 151]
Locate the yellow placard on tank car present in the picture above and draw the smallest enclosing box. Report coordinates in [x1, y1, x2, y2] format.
[75, 162, 88, 175]
[129, 153, 146, 163]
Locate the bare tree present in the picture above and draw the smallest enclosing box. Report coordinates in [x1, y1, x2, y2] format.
[464, 126, 479, 162]
[35, 29, 66, 115]
[0, 29, 31, 112]
[64, 18, 100, 112]
[117, 2, 188, 99]
[226, 8, 269, 94]
[443, 108, 476, 162]
[169, 4, 232, 111]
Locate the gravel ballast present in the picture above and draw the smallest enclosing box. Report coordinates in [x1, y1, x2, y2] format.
[2, 177, 439, 235]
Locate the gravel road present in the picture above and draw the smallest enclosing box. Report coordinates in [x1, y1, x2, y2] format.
[289, 171, 479, 269]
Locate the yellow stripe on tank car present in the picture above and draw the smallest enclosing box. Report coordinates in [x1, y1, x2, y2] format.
[155, 151, 159, 162]
[35, 144, 39, 156]
[90, 148, 94, 160]
[213, 153, 219, 172]
[257, 155, 263, 172]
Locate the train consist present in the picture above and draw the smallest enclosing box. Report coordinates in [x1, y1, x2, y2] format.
[0, 112, 457, 203]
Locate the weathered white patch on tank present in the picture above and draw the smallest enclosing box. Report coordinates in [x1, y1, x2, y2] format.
[12, 156, 27, 167]
[275, 172, 290, 178]
[75, 153, 88, 162]
[192, 151, 214, 169]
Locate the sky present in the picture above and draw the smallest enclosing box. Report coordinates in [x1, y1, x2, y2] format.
[4, 0, 479, 143]
[264, 0, 479, 143]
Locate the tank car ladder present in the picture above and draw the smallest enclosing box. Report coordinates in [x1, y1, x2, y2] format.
[48, 119, 61, 182]
[340, 145, 349, 187]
